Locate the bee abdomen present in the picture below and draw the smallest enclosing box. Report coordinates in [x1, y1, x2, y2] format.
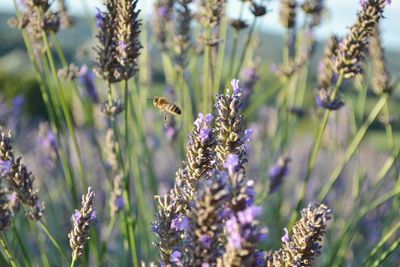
[170, 105, 181, 115]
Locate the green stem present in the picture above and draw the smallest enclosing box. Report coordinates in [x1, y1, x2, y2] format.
[289, 74, 344, 227]
[234, 18, 257, 78]
[203, 29, 211, 113]
[318, 93, 389, 201]
[362, 220, 400, 265]
[0, 234, 18, 267]
[41, 32, 88, 190]
[372, 239, 400, 267]
[39, 221, 69, 261]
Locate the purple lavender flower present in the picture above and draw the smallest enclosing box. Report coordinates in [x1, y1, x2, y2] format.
[165, 125, 177, 141]
[199, 234, 212, 249]
[170, 250, 182, 263]
[199, 128, 211, 143]
[225, 216, 242, 249]
[194, 113, 204, 131]
[114, 196, 125, 211]
[231, 79, 241, 96]
[0, 159, 12, 177]
[223, 154, 239, 175]
[72, 210, 82, 224]
[171, 215, 189, 231]
[12, 95, 25, 115]
[204, 113, 213, 126]
[254, 250, 266, 266]
[243, 128, 253, 142]
[269, 157, 291, 193]
[158, 5, 170, 18]
[95, 8, 105, 29]
[237, 205, 263, 224]
[79, 65, 99, 103]
[315, 94, 344, 110]
[281, 228, 291, 245]
[202, 263, 210, 267]
[117, 40, 128, 51]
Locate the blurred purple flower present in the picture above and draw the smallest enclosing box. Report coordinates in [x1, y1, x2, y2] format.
[171, 215, 189, 231]
[118, 40, 128, 51]
[170, 251, 181, 263]
[165, 125, 176, 141]
[281, 228, 290, 245]
[0, 159, 12, 176]
[95, 8, 105, 29]
[224, 154, 239, 175]
[199, 128, 211, 143]
[237, 205, 263, 224]
[315, 94, 344, 110]
[114, 196, 125, 211]
[12, 95, 25, 115]
[72, 210, 82, 224]
[243, 128, 253, 142]
[204, 113, 213, 126]
[194, 113, 204, 131]
[199, 234, 212, 249]
[225, 216, 242, 249]
[269, 157, 290, 193]
[79, 65, 99, 103]
[231, 79, 241, 95]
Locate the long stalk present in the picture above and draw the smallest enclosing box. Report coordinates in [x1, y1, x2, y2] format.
[0, 234, 18, 267]
[289, 74, 344, 227]
[318, 93, 389, 201]
[233, 18, 257, 78]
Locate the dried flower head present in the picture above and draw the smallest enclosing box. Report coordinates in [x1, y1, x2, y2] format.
[38, 122, 58, 167]
[58, 63, 80, 81]
[269, 157, 291, 194]
[0, 130, 44, 221]
[109, 175, 125, 215]
[94, 0, 142, 83]
[369, 26, 392, 94]
[230, 19, 248, 31]
[0, 188, 13, 231]
[152, 0, 174, 51]
[115, 0, 142, 79]
[334, 0, 389, 78]
[79, 65, 99, 103]
[184, 171, 231, 265]
[267, 203, 332, 266]
[197, 0, 226, 28]
[9, 0, 60, 39]
[100, 98, 124, 117]
[68, 187, 96, 260]
[57, 0, 75, 28]
[173, 0, 193, 69]
[250, 2, 268, 17]
[279, 0, 297, 29]
[215, 79, 248, 171]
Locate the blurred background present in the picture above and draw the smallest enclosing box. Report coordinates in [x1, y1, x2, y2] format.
[0, 0, 399, 120]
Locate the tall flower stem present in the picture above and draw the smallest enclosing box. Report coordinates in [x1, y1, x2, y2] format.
[289, 74, 344, 227]
[0, 234, 18, 267]
[39, 221, 68, 261]
[227, 1, 245, 79]
[318, 93, 389, 201]
[41, 32, 88, 191]
[233, 17, 257, 78]
[203, 28, 212, 113]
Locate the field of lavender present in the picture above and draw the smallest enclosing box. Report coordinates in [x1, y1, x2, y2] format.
[0, 0, 399, 266]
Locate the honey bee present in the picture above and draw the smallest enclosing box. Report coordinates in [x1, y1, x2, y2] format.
[152, 96, 181, 125]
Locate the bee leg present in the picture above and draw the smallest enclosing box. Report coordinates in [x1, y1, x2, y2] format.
[164, 113, 167, 126]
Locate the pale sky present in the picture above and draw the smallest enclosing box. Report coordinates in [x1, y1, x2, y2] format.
[1, 0, 399, 49]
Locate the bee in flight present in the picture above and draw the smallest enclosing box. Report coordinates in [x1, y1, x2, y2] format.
[152, 96, 181, 125]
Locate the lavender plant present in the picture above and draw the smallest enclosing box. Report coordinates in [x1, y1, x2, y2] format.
[2, 0, 400, 266]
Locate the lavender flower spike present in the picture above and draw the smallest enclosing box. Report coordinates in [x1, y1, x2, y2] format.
[68, 187, 96, 260]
